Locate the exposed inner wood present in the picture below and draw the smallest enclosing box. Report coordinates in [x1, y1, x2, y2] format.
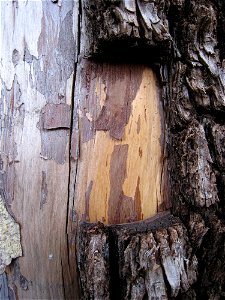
[75, 63, 167, 224]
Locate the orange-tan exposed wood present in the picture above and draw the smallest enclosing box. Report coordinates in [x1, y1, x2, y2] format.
[73, 61, 168, 225]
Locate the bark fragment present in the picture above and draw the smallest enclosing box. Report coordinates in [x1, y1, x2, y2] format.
[38, 104, 71, 164]
[82, 1, 225, 298]
[177, 121, 219, 208]
[78, 214, 198, 299]
[78, 223, 110, 300]
[83, 0, 172, 61]
[42, 103, 71, 130]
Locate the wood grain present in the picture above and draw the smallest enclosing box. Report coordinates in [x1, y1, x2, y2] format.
[73, 62, 167, 224]
[0, 1, 79, 298]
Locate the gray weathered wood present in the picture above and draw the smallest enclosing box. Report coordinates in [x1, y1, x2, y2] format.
[0, 273, 9, 300]
[0, 1, 80, 298]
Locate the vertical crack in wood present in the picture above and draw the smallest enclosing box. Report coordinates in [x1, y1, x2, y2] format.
[65, 0, 83, 299]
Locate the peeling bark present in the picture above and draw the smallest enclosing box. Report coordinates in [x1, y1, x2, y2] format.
[1, 1, 80, 299]
[72, 61, 167, 225]
[80, 0, 225, 299]
[2, 0, 225, 299]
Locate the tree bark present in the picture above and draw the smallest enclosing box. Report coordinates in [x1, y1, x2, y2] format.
[77, 0, 225, 299]
[1, 0, 225, 299]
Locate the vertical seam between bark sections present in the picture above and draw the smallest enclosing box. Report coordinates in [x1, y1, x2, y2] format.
[65, 0, 82, 292]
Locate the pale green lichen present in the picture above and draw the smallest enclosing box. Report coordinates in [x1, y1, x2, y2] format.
[0, 195, 22, 274]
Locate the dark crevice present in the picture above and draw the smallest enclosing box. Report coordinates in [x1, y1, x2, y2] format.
[64, 0, 83, 296]
[87, 1, 172, 63]
[107, 229, 122, 300]
[216, 0, 225, 62]
[183, 84, 225, 126]
[66, 0, 82, 234]
[203, 122, 217, 164]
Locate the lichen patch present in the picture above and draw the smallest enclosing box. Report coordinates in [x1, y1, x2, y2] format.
[0, 196, 22, 274]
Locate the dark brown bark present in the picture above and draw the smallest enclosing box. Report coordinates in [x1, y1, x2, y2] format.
[77, 0, 225, 299]
[78, 213, 198, 300]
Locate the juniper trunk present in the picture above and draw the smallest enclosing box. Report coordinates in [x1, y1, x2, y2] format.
[78, 1, 225, 299]
[1, 0, 225, 300]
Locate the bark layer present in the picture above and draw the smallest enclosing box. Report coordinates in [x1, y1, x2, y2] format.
[78, 213, 198, 300]
[2, 0, 225, 299]
[82, 0, 225, 299]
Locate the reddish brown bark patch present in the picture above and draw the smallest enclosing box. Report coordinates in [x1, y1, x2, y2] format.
[108, 144, 128, 224]
[38, 103, 71, 164]
[80, 116, 95, 143]
[40, 171, 48, 210]
[95, 65, 143, 140]
[134, 176, 142, 221]
[84, 180, 93, 221]
[77, 62, 144, 142]
[108, 144, 139, 224]
[42, 103, 71, 130]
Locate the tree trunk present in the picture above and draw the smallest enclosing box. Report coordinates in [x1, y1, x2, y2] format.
[0, 1, 80, 299]
[1, 0, 225, 299]
[77, 0, 225, 299]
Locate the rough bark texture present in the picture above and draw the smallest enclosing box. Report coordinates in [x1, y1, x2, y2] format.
[78, 213, 198, 299]
[78, 223, 110, 300]
[2, 0, 225, 299]
[79, 0, 225, 299]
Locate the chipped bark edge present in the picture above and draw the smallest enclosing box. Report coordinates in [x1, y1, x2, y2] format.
[78, 212, 198, 299]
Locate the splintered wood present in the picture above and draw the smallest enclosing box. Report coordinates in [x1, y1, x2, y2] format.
[74, 62, 168, 224]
